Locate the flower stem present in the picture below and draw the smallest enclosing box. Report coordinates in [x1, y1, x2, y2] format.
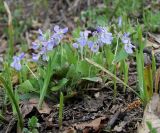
[38, 58, 52, 109]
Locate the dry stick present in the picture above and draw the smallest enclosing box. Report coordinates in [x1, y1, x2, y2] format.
[106, 110, 121, 130]
[4, 1, 14, 58]
[85, 58, 142, 101]
[3, 2, 12, 26]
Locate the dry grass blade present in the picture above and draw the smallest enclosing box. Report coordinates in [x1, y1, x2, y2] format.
[155, 67, 160, 93]
[137, 94, 160, 133]
[3, 2, 12, 26]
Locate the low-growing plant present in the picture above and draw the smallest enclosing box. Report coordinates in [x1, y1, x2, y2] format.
[23, 116, 39, 133]
[146, 121, 157, 133]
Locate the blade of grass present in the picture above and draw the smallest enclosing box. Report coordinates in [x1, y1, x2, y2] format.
[113, 64, 117, 101]
[0, 75, 23, 130]
[123, 61, 129, 92]
[59, 92, 64, 129]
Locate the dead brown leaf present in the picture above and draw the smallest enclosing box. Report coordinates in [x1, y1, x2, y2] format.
[21, 98, 51, 118]
[0, 38, 7, 53]
[74, 116, 106, 133]
[155, 67, 160, 93]
[63, 127, 76, 133]
[137, 93, 160, 133]
[146, 39, 159, 49]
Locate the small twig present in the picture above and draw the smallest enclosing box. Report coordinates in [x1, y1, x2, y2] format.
[106, 110, 121, 130]
[4, 1, 14, 58]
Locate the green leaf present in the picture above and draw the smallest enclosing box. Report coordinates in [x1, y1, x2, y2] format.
[77, 60, 90, 76]
[51, 78, 68, 92]
[19, 80, 35, 93]
[81, 77, 102, 83]
[66, 64, 77, 78]
[28, 116, 38, 129]
[113, 48, 128, 63]
[93, 53, 103, 65]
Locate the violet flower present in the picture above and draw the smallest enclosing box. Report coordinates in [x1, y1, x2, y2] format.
[72, 30, 91, 48]
[96, 26, 113, 45]
[121, 33, 135, 54]
[124, 43, 135, 54]
[32, 26, 68, 62]
[32, 53, 40, 62]
[118, 16, 122, 27]
[90, 44, 99, 53]
[121, 33, 130, 44]
[51, 25, 68, 45]
[11, 53, 25, 71]
[72, 43, 79, 49]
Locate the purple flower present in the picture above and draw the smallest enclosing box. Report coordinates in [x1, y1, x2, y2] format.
[42, 54, 49, 61]
[54, 25, 68, 34]
[52, 25, 68, 45]
[96, 26, 113, 45]
[19, 52, 25, 59]
[118, 16, 122, 27]
[32, 53, 40, 62]
[91, 44, 99, 53]
[100, 32, 113, 44]
[72, 43, 79, 49]
[124, 43, 135, 54]
[46, 41, 54, 51]
[88, 41, 94, 48]
[121, 33, 130, 44]
[32, 42, 40, 50]
[77, 37, 87, 47]
[38, 29, 46, 42]
[80, 30, 91, 38]
[31, 26, 68, 62]
[11, 53, 25, 71]
[73, 30, 91, 48]
[121, 33, 135, 54]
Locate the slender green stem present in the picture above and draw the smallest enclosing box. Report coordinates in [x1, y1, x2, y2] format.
[123, 61, 129, 92]
[112, 37, 119, 64]
[25, 64, 38, 80]
[38, 58, 52, 109]
[0, 76, 23, 130]
[18, 71, 23, 84]
[80, 46, 84, 60]
[59, 92, 64, 129]
[113, 65, 117, 101]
